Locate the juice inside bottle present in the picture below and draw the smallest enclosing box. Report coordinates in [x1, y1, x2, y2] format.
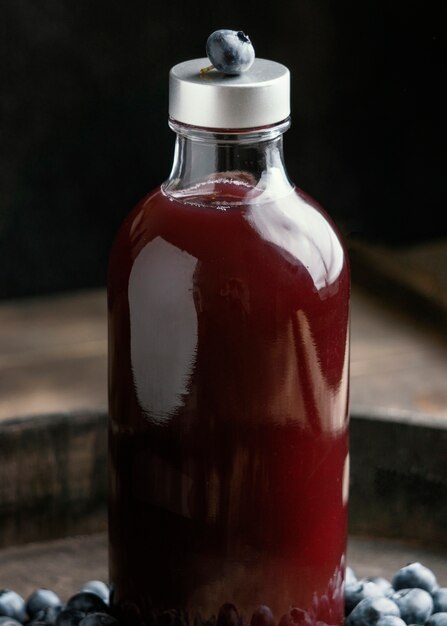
[108, 56, 350, 626]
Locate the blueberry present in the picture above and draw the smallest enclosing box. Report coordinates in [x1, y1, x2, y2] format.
[206, 30, 255, 75]
[216, 604, 240, 626]
[364, 578, 393, 595]
[0, 619, 23, 626]
[250, 606, 275, 626]
[347, 567, 358, 586]
[26, 590, 62, 620]
[346, 596, 400, 626]
[78, 614, 119, 626]
[375, 618, 407, 626]
[345, 582, 384, 616]
[427, 614, 447, 626]
[392, 563, 438, 594]
[34, 606, 64, 626]
[79, 584, 109, 607]
[194, 617, 215, 626]
[66, 595, 108, 615]
[0, 591, 27, 623]
[391, 588, 433, 624]
[433, 589, 447, 613]
[159, 610, 187, 626]
[56, 610, 86, 626]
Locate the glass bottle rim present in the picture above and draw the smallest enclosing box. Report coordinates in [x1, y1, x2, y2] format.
[168, 116, 291, 144]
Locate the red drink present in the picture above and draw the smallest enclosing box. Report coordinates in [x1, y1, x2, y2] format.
[108, 54, 349, 626]
[108, 177, 350, 626]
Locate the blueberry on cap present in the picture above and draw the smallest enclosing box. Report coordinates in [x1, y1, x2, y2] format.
[203, 29, 255, 75]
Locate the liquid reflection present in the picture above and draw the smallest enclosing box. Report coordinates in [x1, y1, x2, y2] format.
[294, 309, 349, 432]
[245, 167, 343, 293]
[128, 237, 198, 424]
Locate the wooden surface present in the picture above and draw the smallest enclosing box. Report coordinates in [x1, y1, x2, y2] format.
[350, 288, 447, 417]
[349, 411, 447, 545]
[2, 409, 447, 548]
[0, 284, 447, 420]
[0, 290, 107, 420]
[351, 238, 447, 321]
[1, 532, 446, 600]
[0, 412, 107, 548]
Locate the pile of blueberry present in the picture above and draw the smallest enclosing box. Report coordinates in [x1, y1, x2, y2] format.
[346, 562, 447, 626]
[2, 562, 447, 626]
[0, 582, 117, 626]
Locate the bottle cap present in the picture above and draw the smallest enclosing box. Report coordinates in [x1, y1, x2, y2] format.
[169, 58, 290, 129]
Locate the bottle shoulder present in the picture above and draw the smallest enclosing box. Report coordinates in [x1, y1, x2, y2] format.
[108, 184, 349, 297]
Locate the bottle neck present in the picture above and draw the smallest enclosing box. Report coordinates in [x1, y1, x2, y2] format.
[163, 118, 294, 204]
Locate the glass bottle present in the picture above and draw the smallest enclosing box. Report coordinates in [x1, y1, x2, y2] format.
[108, 56, 350, 626]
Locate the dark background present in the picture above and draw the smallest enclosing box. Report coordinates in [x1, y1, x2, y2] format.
[0, 0, 444, 299]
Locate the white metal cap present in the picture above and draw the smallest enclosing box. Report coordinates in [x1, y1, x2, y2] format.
[169, 57, 290, 129]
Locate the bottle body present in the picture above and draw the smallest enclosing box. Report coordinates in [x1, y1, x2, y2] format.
[108, 124, 350, 626]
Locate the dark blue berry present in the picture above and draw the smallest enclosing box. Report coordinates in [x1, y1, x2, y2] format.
[79, 584, 109, 607]
[206, 30, 255, 75]
[66, 594, 108, 615]
[391, 588, 433, 624]
[78, 614, 118, 626]
[26, 590, 62, 620]
[433, 589, 447, 613]
[159, 610, 187, 626]
[0, 591, 26, 623]
[216, 604, 240, 626]
[0, 619, 23, 626]
[346, 596, 400, 626]
[364, 578, 393, 595]
[34, 606, 64, 626]
[375, 618, 406, 626]
[56, 610, 86, 626]
[392, 563, 438, 594]
[345, 582, 384, 616]
[194, 616, 215, 626]
[250, 606, 275, 626]
[427, 614, 447, 626]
